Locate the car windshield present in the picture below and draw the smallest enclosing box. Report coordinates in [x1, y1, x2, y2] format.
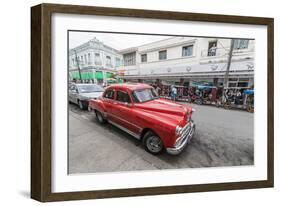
[132, 88, 159, 103]
[77, 84, 104, 93]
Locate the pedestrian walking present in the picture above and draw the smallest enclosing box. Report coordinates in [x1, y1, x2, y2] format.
[171, 86, 177, 101]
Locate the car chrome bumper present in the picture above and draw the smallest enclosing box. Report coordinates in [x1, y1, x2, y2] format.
[166, 121, 195, 155]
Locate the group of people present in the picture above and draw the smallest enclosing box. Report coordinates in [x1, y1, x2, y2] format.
[151, 83, 254, 107]
[151, 84, 179, 101]
[223, 89, 254, 106]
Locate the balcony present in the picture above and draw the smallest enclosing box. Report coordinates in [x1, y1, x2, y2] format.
[106, 63, 113, 68]
[95, 61, 102, 66]
[200, 46, 254, 64]
[201, 48, 227, 58]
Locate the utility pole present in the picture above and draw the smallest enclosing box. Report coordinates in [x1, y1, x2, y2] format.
[222, 39, 235, 102]
[74, 50, 82, 81]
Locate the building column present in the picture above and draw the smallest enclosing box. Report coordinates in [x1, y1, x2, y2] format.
[213, 78, 218, 86]
[156, 79, 162, 86]
[179, 78, 185, 86]
[249, 78, 254, 88]
[102, 70, 107, 84]
[92, 70, 96, 84]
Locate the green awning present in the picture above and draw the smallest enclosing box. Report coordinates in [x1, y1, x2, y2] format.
[95, 71, 103, 80]
[70, 71, 95, 80]
[70, 71, 80, 79]
[70, 71, 116, 81]
[106, 72, 113, 78]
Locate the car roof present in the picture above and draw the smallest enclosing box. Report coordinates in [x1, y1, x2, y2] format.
[71, 83, 100, 86]
[106, 83, 152, 91]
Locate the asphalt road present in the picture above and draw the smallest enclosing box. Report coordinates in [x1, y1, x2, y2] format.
[68, 102, 254, 174]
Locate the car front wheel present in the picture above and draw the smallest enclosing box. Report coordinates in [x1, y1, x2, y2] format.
[78, 100, 85, 110]
[95, 111, 106, 124]
[143, 131, 163, 154]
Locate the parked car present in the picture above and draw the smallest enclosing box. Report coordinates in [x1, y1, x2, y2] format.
[69, 83, 104, 110]
[88, 83, 195, 155]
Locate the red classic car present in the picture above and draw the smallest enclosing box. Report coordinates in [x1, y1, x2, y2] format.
[88, 83, 195, 155]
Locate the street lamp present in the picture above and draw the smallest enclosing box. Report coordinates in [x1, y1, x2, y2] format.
[74, 50, 82, 81]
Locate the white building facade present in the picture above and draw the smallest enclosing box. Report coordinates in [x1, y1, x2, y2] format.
[117, 37, 254, 88]
[69, 37, 123, 84]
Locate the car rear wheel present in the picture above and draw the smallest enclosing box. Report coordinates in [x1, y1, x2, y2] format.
[143, 131, 163, 154]
[78, 100, 85, 110]
[95, 111, 106, 124]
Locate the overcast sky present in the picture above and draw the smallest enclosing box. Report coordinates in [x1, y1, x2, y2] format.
[69, 31, 172, 50]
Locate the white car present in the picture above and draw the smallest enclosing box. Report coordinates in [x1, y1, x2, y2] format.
[69, 83, 104, 110]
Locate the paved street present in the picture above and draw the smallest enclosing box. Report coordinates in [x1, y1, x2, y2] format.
[68, 102, 254, 174]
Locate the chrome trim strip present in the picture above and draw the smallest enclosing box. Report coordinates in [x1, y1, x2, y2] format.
[108, 113, 142, 130]
[108, 120, 141, 140]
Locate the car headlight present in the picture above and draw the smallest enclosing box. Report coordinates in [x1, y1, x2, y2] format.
[175, 125, 183, 135]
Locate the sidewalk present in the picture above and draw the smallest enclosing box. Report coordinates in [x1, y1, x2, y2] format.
[68, 110, 172, 174]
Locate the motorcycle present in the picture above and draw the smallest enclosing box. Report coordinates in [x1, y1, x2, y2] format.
[223, 89, 254, 113]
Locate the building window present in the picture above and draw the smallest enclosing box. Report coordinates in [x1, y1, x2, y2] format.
[159, 50, 167, 60]
[182, 45, 193, 57]
[81, 56, 83, 64]
[88, 53, 91, 64]
[106, 56, 112, 67]
[234, 39, 249, 50]
[124, 52, 136, 66]
[208, 41, 217, 56]
[95, 53, 101, 65]
[237, 82, 249, 87]
[141, 54, 147, 62]
[72, 58, 75, 66]
[227, 78, 250, 88]
[115, 57, 121, 67]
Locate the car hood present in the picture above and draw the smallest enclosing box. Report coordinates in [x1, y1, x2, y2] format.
[80, 92, 103, 99]
[135, 98, 191, 117]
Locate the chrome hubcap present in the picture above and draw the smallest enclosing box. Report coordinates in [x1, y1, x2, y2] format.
[97, 112, 103, 122]
[79, 101, 83, 109]
[147, 136, 162, 153]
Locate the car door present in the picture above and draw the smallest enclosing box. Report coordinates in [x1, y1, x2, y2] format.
[102, 89, 115, 120]
[69, 85, 79, 104]
[110, 90, 140, 136]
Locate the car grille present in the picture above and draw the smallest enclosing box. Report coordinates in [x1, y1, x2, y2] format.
[174, 123, 192, 147]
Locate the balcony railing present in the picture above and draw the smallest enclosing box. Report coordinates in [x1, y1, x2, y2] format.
[201, 48, 227, 58]
[201, 47, 254, 58]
